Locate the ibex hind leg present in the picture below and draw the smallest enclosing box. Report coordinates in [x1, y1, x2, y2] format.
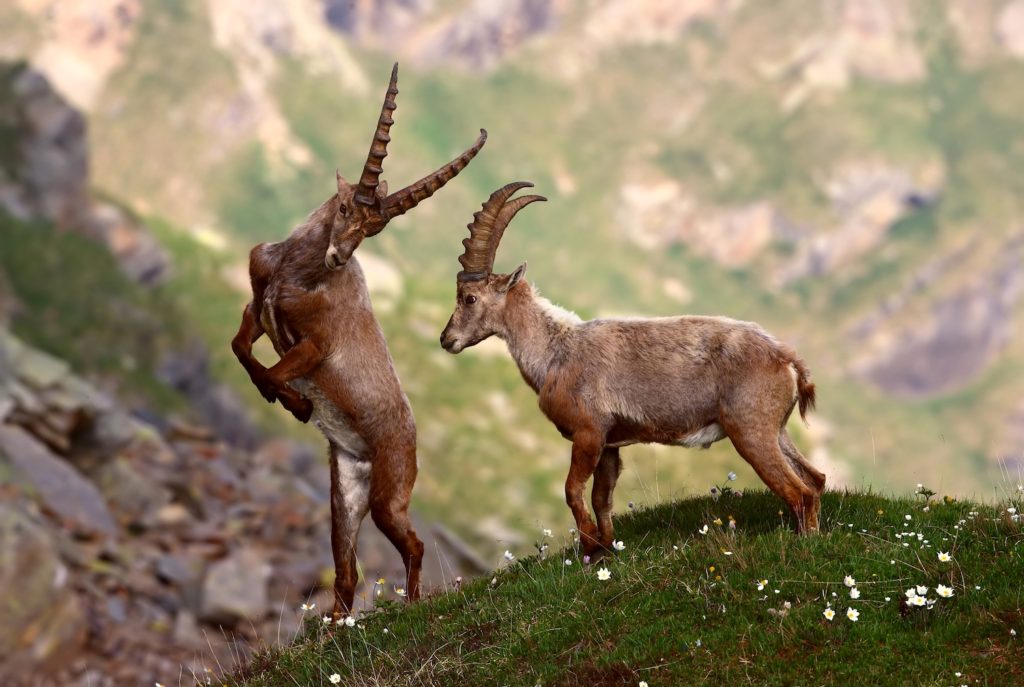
[369, 443, 424, 601]
[329, 448, 371, 619]
[721, 414, 817, 534]
[779, 428, 825, 532]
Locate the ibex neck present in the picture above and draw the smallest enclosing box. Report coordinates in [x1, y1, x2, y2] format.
[499, 283, 579, 392]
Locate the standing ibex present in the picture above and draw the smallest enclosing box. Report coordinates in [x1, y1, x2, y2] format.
[440, 183, 826, 555]
[231, 64, 487, 616]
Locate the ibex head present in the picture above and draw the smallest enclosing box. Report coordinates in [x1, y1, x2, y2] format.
[326, 63, 488, 271]
[440, 182, 546, 353]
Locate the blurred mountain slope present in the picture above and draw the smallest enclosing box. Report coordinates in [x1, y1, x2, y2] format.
[2, 0, 1022, 556]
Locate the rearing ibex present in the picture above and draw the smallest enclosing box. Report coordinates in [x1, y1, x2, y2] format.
[440, 183, 825, 555]
[231, 64, 487, 616]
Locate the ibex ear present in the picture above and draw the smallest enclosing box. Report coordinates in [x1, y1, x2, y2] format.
[498, 262, 527, 294]
[376, 180, 388, 198]
[336, 169, 350, 192]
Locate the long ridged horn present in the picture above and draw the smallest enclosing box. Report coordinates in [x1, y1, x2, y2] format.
[354, 63, 399, 207]
[378, 129, 488, 226]
[457, 182, 546, 281]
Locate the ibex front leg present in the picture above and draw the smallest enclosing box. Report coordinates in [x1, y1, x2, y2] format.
[591, 447, 622, 552]
[566, 431, 605, 558]
[231, 302, 277, 403]
[264, 338, 322, 423]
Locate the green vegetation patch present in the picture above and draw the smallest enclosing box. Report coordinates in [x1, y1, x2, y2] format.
[232, 489, 1024, 687]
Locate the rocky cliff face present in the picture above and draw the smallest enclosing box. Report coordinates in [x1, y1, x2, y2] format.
[0, 62, 168, 286]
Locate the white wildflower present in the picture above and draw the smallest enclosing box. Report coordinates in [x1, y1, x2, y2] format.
[597, 567, 612, 581]
[846, 607, 859, 622]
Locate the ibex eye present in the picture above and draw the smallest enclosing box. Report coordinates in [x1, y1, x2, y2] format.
[465, 295, 478, 305]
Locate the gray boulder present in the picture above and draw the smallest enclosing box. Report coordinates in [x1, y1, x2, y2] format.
[199, 547, 271, 626]
[0, 500, 87, 676]
[0, 424, 117, 538]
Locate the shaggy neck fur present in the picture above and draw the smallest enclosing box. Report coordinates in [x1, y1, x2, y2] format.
[498, 281, 580, 392]
[277, 195, 339, 288]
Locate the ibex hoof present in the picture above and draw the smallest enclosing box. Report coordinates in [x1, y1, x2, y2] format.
[285, 397, 313, 423]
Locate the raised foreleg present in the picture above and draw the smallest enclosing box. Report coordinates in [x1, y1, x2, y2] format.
[231, 302, 277, 403]
[263, 338, 323, 423]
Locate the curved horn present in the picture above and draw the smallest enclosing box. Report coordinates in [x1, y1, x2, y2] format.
[354, 63, 400, 207]
[457, 182, 546, 281]
[379, 129, 488, 225]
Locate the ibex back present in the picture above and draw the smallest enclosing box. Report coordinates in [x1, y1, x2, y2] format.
[232, 64, 486, 616]
[440, 183, 825, 556]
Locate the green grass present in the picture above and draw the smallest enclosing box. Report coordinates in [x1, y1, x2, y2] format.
[231, 489, 1024, 686]
[0, 212, 186, 409]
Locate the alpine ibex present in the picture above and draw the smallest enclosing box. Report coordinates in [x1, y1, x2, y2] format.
[231, 64, 487, 616]
[439, 183, 825, 555]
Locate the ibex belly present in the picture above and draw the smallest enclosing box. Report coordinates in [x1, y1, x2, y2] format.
[290, 377, 369, 458]
[672, 422, 726, 449]
[607, 422, 726, 449]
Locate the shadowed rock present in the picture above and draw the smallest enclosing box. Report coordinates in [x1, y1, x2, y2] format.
[0, 425, 117, 538]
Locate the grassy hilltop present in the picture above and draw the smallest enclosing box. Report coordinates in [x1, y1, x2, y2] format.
[232, 488, 1024, 687]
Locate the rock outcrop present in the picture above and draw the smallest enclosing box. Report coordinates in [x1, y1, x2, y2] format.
[0, 500, 86, 678]
[0, 62, 169, 286]
[997, 0, 1024, 58]
[618, 174, 787, 267]
[0, 325, 488, 686]
[849, 235, 1023, 397]
[778, 161, 943, 283]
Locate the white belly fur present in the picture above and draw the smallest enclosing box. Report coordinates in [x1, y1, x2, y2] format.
[607, 422, 727, 449]
[674, 422, 726, 448]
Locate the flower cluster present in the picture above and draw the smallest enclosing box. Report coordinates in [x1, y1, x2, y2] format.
[710, 471, 740, 501]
